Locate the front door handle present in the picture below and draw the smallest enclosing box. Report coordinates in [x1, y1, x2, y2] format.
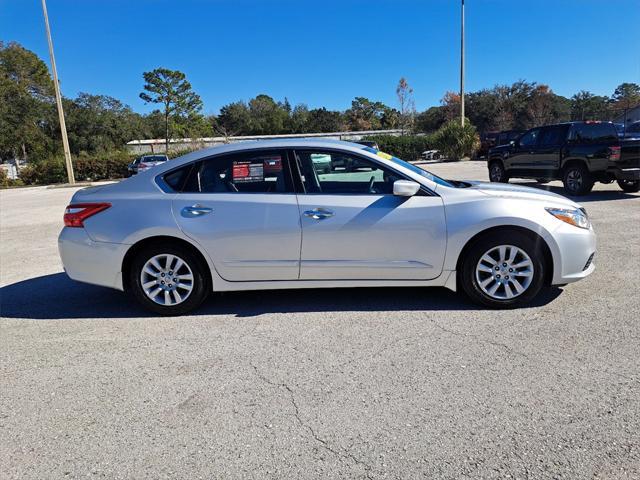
[303, 208, 334, 220]
[181, 204, 213, 217]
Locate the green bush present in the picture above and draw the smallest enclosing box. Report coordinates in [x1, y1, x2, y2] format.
[0, 167, 8, 187]
[431, 119, 480, 161]
[361, 134, 435, 161]
[18, 151, 136, 185]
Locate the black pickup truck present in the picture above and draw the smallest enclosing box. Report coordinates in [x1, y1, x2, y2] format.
[487, 121, 640, 195]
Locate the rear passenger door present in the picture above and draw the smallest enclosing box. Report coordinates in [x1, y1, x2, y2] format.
[170, 149, 302, 282]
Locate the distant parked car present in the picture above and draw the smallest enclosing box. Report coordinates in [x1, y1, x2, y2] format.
[421, 150, 442, 160]
[476, 132, 499, 158]
[488, 121, 639, 195]
[133, 155, 169, 174]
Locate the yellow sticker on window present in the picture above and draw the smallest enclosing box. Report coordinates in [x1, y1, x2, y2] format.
[376, 151, 393, 160]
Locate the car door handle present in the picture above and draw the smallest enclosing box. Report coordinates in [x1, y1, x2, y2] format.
[303, 208, 334, 220]
[181, 204, 213, 217]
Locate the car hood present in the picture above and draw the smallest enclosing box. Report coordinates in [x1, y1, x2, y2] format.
[465, 181, 581, 208]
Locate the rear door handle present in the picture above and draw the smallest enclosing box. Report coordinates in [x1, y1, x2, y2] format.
[303, 208, 334, 220]
[181, 204, 213, 217]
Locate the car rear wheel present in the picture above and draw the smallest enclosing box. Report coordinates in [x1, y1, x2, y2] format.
[460, 231, 546, 308]
[128, 243, 210, 315]
[617, 179, 640, 193]
[562, 164, 594, 196]
[488, 161, 509, 183]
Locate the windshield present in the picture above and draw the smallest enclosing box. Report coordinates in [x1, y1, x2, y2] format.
[362, 146, 455, 187]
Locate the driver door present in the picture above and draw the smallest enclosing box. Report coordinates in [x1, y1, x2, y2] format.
[292, 149, 447, 280]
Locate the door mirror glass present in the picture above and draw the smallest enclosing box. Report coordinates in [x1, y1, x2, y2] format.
[393, 180, 420, 197]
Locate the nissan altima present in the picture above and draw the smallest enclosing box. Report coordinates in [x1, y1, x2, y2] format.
[58, 140, 596, 315]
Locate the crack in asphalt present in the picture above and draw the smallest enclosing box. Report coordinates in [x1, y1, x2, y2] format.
[430, 319, 529, 359]
[250, 363, 374, 479]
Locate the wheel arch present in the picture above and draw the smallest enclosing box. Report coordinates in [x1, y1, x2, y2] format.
[455, 225, 554, 285]
[121, 235, 214, 292]
[560, 157, 588, 172]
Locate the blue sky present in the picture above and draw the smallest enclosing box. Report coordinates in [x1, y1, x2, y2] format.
[2, 0, 639, 115]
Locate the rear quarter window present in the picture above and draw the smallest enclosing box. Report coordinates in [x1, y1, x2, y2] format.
[570, 123, 617, 143]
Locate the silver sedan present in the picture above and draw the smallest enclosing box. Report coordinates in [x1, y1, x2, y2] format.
[58, 140, 596, 315]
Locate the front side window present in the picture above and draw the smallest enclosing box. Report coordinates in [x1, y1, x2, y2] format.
[519, 129, 540, 147]
[166, 150, 292, 193]
[539, 126, 568, 146]
[294, 150, 402, 194]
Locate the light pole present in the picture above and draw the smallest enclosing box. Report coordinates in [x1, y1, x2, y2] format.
[460, 0, 465, 127]
[41, 0, 75, 184]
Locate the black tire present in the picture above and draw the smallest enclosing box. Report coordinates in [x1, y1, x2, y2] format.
[488, 160, 509, 183]
[562, 163, 594, 196]
[127, 242, 210, 315]
[459, 230, 546, 309]
[617, 179, 640, 193]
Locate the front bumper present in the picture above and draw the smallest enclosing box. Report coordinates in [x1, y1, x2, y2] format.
[58, 227, 127, 290]
[548, 221, 597, 285]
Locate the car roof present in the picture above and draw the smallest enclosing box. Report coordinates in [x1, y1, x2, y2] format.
[167, 139, 368, 165]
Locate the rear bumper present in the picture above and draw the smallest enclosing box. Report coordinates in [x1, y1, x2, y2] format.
[610, 167, 640, 181]
[58, 227, 127, 290]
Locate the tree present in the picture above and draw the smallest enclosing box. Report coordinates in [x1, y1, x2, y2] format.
[346, 97, 389, 130]
[431, 119, 480, 161]
[570, 91, 610, 121]
[288, 104, 310, 133]
[0, 41, 56, 162]
[611, 83, 640, 119]
[139, 68, 202, 152]
[396, 77, 415, 133]
[248, 94, 288, 135]
[415, 106, 446, 133]
[217, 101, 252, 137]
[306, 108, 345, 132]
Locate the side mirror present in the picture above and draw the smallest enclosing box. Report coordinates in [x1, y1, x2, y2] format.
[393, 179, 420, 197]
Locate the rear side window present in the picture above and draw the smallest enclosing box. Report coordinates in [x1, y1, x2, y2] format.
[570, 123, 617, 143]
[177, 150, 292, 194]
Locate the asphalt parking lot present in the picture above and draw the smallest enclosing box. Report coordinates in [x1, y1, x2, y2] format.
[1, 161, 639, 479]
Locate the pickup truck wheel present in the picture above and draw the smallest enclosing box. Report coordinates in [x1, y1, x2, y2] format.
[489, 161, 509, 183]
[617, 179, 640, 193]
[563, 164, 594, 196]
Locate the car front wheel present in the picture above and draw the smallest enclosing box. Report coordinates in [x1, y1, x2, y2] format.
[128, 243, 210, 315]
[488, 161, 509, 183]
[460, 231, 546, 308]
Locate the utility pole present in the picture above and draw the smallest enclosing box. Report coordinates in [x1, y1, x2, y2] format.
[41, 0, 75, 184]
[460, 0, 465, 127]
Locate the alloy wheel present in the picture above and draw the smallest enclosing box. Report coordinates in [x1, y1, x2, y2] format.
[475, 245, 534, 300]
[566, 169, 582, 192]
[140, 254, 194, 306]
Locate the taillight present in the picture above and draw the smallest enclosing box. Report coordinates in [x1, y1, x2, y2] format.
[609, 146, 621, 161]
[64, 203, 111, 227]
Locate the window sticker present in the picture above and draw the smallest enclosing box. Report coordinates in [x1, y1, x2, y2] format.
[262, 155, 283, 173]
[232, 160, 264, 183]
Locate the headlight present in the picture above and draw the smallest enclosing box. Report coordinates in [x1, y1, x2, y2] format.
[545, 207, 590, 229]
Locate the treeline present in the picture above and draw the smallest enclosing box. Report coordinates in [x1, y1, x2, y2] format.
[1, 40, 639, 166]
